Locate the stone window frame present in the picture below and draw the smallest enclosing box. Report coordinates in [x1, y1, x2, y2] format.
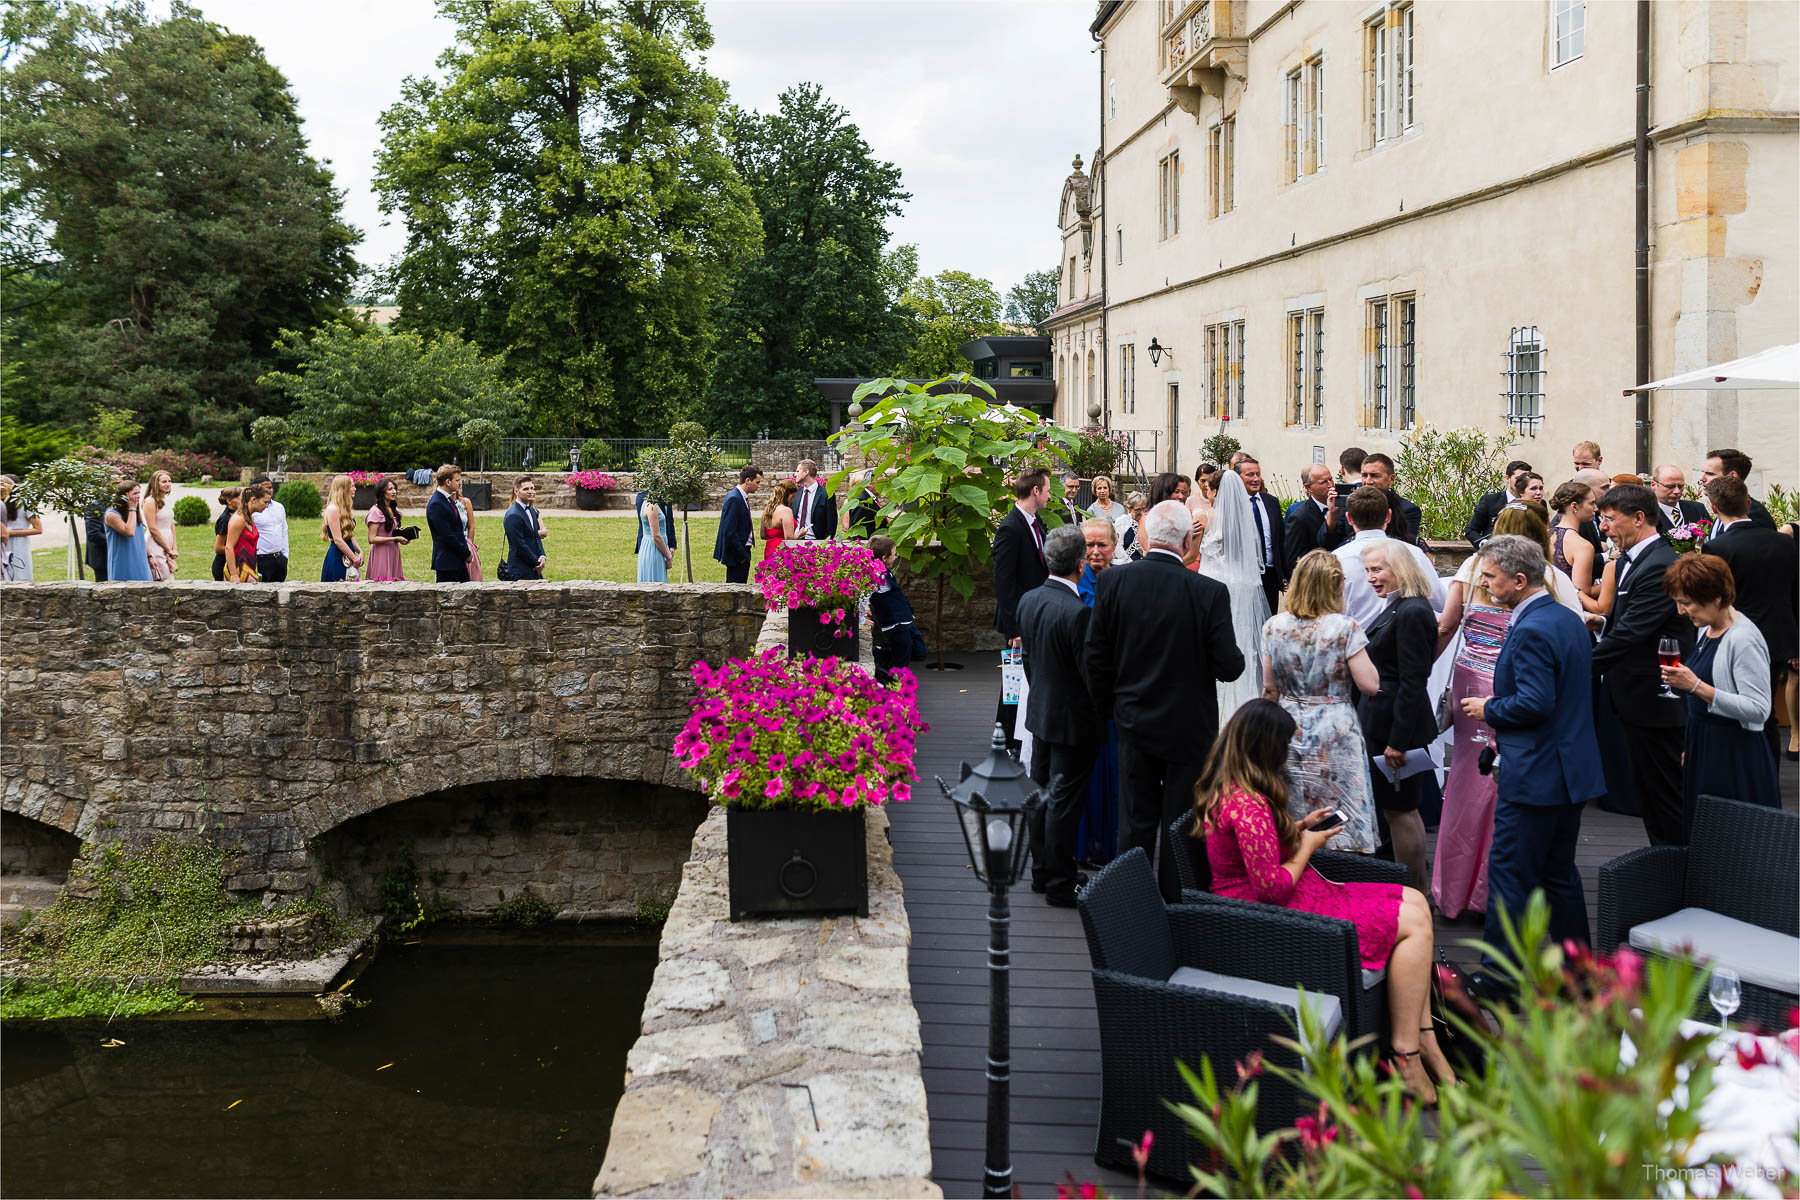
[1503, 325, 1547, 436]
[1203, 314, 1246, 422]
[1360, 288, 1418, 431]
[1362, 2, 1416, 151]
[1282, 56, 1328, 185]
[1158, 149, 1181, 240]
[1207, 116, 1236, 218]
[1120, 342, 1136, 415]
[1284, 293, 1326, 428]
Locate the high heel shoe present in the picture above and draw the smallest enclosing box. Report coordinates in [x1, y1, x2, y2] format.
[1387, 1047, 1438, 1105]
[1420, 1027, 1462, 1088]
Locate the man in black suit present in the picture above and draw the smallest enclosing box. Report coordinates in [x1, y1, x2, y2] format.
[1285, 463, 1339, 563]
[501, 476, 546, 580]
[792, 459, 837, 541]
[1699, 448, 1778, 533]
[426, 464, 472, 583]
[1085, 499, 1246, 901]
[1017, 525, 1102, 908]
[1650, 465, 1708, 532]
[1592, 483, 1694, 845]
[1360, 453, 1422, 544]
[1314, 446, 1367, 550]
[1706, 476, 1799, 761]
[993, 469, 1051, 750]
[1237, 456, 1289, 613]
[712, 466, 762, 583]
[633, 489, 677, 557]
[1464, 459, 1534, 551]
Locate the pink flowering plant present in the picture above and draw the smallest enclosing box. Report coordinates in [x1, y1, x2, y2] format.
[753, 542, 885, 615]
[564, 469, 619, 492]
[344, 470, 387, 485]
[1667, 519, 1712, 555]
[673, 648, 928, 812]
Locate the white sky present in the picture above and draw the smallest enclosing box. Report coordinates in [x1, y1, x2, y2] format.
[179, 0, 1100, 298]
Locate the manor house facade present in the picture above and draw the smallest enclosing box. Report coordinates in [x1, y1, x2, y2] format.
[1046, 0, 1798, 492]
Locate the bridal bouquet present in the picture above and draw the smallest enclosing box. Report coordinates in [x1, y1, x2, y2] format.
[1667, 519, 1712, 554]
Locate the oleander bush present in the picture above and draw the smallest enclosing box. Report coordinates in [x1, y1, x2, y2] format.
[171, 496, 211, 526]
[1396, 424, 1516, 541]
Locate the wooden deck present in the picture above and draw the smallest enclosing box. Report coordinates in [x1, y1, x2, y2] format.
[893, 650, 1800, 1200]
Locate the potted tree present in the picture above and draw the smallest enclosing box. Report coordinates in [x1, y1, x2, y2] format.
[250, 416, 294, 474]
[15, 456, 118, 580]
[674, 648, 928, 921]
[634, 441, 722, 581]
[754, 542, 886, 664]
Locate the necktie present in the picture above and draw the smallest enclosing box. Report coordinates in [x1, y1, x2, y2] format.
[1250, 496, 1269, 567]
[1031, 515, 1047, 565]
[798, 487, 811, 528]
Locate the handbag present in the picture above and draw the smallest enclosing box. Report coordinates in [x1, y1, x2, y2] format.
[496, 559, 515, 581]
[1434, 685, 1456, 735]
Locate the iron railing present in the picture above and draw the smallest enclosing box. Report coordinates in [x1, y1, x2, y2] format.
[489, 437, 757, 473]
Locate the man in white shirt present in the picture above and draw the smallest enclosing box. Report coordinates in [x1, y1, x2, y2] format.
[247, 474, 289, 582]
[1333, 486, 1446, 627]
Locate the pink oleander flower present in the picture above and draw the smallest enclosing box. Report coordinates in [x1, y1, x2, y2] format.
[1294, 1102, 1339, 1154]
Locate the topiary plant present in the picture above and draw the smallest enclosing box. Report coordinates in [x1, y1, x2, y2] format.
[275, 479, 322, 520]
[457, 417, 505, 472]
[577, 438, 615, 470]
[171, 496, 211, 527]
[667, 419, 709, 447]
[250, 416, 295, 472]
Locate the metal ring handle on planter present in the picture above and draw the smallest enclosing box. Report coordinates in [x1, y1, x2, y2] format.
[778, 852, 818, 899]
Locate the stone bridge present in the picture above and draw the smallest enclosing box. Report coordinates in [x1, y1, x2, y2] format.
[0, 581, 766, 905]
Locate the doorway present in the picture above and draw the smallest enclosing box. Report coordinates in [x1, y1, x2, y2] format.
[1166, 383, 1180, 472]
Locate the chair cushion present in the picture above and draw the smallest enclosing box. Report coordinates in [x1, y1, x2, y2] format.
[1169, 966, 1344, 1040]
[1628, 907, 1800, 995]
[1362, 966, 1387, 990]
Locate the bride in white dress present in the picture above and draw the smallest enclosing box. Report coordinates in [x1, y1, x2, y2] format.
[1197, 469, 1271, 722]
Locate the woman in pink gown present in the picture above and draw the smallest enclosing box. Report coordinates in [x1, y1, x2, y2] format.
[1193, 699, 1456, 1101]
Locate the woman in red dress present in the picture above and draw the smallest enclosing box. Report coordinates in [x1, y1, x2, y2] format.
[760, 479, 797, 560]
[1192, 698, 1456, 1102]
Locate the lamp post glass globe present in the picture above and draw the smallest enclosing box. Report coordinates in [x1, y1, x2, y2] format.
[938, 724, 1041, 888]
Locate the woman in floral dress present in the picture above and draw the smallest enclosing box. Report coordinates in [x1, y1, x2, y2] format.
[1261, 550, 1383, 853]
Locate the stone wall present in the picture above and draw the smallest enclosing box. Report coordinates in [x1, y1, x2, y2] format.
[887, 557, 1002, 655]
[750, 440, 829, 476]
[314, 778, 708, 921]
[247, 471, 742, 511]
[0, 580, 767, 899]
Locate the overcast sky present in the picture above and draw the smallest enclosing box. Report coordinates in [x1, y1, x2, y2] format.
[179, 0, 1100, 299]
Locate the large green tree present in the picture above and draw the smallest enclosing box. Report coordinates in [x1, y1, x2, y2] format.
[1004, 268, 1060, 332]
[702, 83, 911, 439]
[0, 0, 360, 455]
[374, 0, 759, 439]
[890, 270, 1005, 380]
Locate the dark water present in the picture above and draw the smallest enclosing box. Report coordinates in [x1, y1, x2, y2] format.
[1, 931, 658, 1198]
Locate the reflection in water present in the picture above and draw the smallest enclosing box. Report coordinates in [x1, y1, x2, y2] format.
[2, 933, 657, 1198]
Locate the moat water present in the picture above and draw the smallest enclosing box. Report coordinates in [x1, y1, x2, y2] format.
[1, 928, 658, 1198]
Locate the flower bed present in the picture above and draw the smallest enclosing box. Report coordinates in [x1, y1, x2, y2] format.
[81, 446, 238, 483]
[673, 648, 927, 811]
[753, 541, 884, 612]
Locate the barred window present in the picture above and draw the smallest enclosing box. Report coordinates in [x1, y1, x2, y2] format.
[1286, 306, 1325, 427]
[1502, 326, 1545, 434]
[1363, 293, 1415, 430]
[1205, 318, 1245, 421]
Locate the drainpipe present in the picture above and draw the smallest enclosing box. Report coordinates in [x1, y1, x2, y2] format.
[1093, 26, 1109, 432]
[1633, 0, 1652, 475]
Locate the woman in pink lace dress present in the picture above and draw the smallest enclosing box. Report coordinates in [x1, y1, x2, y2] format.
[1193, 699, 1457, 1102]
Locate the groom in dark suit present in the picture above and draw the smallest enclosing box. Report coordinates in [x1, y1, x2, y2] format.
[1463, 535, 1605, 962]
[1017, 524, 1102, 908]
[711, 466, 762, 583]
[1592, 483, 1692, 845]
[992, 468, 1051, 751]
[501, 476, 546, 580]
[426, 464, 472, 582]
[1237, 457, 1289, 614]
[1085, 499, 1246, 901]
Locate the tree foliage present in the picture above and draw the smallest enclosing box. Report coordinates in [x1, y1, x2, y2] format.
[1004, 268, 1060, 332]
[702, 84, 912, 439]
[889, 271, 1006, 380]
[374, 0, 759, 439]
[0, 0, 359, 456]
[258, 322, 524, 457]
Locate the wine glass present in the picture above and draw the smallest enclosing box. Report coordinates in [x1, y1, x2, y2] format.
[1657, 637, 1682, 699]
[1709, 966, 1741, 1032]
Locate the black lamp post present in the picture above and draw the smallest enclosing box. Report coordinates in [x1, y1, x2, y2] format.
[938, 723, 1044, 1199]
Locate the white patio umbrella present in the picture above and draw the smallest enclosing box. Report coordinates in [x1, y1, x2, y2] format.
[1624, 343, 1800, 394]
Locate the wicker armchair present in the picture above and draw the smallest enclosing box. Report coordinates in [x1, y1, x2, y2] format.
[1169, 808, 1409, 1042]
[1597, 795, 1798, 1030]
[1076, 848, 1352, 1184]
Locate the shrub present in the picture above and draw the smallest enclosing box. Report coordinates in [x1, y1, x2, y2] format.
[142, 448, 237, 482]
[577, 438, 616, 470]
[1395, 424, 1517, 540]
[1059, 427, 1131, 479]
[667, 419, 709, 446]
[1199, 432, 1242, 467]
[331, 431, 459, 473]
[275, 479, 322, 520]
[171, 496, 211, 526]
[0, 413, 75, 474]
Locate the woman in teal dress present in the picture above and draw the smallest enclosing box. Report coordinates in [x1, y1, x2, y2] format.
[636, 495, 670, 583]
[103, 480, 153, 581]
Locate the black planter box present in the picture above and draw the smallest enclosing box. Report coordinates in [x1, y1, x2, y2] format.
[462, 480, 493, 511]
[787, 604, 859, 663]
[352, 484, 381, 512]
[574, 487, 606, 511]
[727, 804, 868, 921]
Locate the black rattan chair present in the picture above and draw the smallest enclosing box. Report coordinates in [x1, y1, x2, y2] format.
[1076, 848, 1351, 1184]
[1169, 808, 1409, 1042]
[1596, 794, 1798, 1030]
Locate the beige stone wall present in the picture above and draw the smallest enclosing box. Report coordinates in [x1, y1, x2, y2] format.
[1087, 0, 1798, 489]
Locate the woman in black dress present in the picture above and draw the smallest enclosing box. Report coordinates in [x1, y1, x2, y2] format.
[1358, 539, 1442, 891]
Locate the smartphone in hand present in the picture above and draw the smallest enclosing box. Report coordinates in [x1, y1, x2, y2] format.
[1310, 809, 1346, 833]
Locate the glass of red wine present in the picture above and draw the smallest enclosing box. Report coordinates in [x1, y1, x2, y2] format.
[1657, 637, 1682, 699]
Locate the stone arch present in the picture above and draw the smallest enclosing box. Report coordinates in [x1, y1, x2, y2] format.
[1, 781, 90, 842]
[1, 808, 83, 885]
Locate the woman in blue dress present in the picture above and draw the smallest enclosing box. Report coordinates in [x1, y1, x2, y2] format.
[103, 480, 153, 582]
[636, 494, 670, 583]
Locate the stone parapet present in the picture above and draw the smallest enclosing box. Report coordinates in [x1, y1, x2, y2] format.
[240, 470, 742, 511]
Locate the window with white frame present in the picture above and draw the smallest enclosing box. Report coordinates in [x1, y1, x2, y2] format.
[1120, 343, 1136, 415]
[1204, 319, 1245, 420]
[1552, 0, 1584, 67]
[1284, 58, 1328, 183]
[1208, 117, 1235, 216]
[1286, 306, 1325, 426]
[1362, 293, 1416, 429]
[1503, 326, 1545, 434]
[1158, 151, 1180, 239]
[1364, 4, 1415, 148]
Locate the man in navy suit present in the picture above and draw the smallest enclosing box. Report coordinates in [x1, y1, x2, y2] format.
[501, 476, 546, 580]
[792, 459, 837, 541]
[712, 466, 762, 583]
[1237, 456, 1290, 613]
[1462, 534, 1605, 963]
[426, 464, 472, 582]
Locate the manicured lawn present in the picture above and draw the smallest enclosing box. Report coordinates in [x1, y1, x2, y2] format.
[31, 513, 733, 584]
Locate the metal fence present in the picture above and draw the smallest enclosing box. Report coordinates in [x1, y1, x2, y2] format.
[490, 437, 757, 473]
